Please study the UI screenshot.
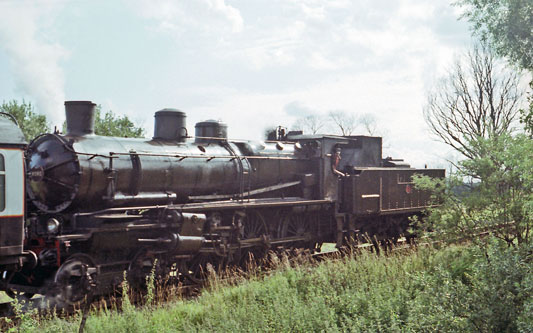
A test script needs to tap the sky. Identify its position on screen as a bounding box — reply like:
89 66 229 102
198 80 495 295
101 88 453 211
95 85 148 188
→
0 0 482 167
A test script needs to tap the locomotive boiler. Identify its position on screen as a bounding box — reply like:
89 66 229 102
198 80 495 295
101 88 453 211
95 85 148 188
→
27 101 311 213
0 101 444 304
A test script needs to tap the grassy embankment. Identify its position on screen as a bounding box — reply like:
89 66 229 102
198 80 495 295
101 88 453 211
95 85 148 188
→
9 241 533 332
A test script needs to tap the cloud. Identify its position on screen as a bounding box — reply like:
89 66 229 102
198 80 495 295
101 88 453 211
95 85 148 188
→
283 101 318 117
206 0 243 32
0 1 68 127
133 0 243 36
125 0 472 166
129 0 468 81
308 52 352 70
0 0 472 169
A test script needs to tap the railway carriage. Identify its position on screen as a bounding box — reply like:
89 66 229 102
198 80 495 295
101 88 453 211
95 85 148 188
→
0 113 34 267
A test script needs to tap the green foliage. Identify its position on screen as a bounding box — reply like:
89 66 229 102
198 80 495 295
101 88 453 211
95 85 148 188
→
121 271 133 314
521 105 533 136
7 297 39 332
93 107 144 138
520 81 533 136
145 260 157 306
408 240 533 332
0 100 145 140
0 100 50 140
415 134 533 246
61 105 145 138
455 0 533 140
456 0 533 70
22 242 533 332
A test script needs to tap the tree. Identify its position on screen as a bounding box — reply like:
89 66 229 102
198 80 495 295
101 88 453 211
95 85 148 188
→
419 43 531 247
291 114 326 134
415 134 533 246
456 0 533 70
424 43 523 160
94 107 144 138
62 105 145 138
358 113 378 136
0 100 50 140
519 80 533 136
328 111 357 136
456 1 533 138
521 102 533 136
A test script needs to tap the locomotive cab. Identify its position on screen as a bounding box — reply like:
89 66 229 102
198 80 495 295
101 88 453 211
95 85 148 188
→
0 113 27 266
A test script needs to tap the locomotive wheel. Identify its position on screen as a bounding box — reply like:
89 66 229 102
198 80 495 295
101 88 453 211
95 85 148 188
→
2 270 35 300
279 212 314 251
51 254 97 305
128 249 167 289
386 216 404 244
239 210 269 265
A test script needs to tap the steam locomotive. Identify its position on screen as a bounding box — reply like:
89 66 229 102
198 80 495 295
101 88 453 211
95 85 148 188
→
0 101 444 304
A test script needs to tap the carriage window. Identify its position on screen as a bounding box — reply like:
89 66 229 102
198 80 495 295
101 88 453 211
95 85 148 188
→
0 154 5 212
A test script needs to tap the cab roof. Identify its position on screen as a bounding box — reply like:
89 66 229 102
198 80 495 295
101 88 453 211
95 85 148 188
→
0 114 27 146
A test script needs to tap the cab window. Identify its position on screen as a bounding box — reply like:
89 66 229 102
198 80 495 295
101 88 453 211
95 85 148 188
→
0 154 5 212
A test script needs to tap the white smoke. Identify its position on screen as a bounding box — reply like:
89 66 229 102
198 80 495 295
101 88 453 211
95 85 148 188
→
0 1 68 127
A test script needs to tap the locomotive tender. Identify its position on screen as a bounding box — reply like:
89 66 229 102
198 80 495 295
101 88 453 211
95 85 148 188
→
0 101 444 303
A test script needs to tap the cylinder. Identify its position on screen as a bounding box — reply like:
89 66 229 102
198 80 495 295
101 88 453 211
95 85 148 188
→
175 235 205 253
65 101 96 136
153 109 187 142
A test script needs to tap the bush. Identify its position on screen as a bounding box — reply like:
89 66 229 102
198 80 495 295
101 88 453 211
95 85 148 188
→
407 239 533 332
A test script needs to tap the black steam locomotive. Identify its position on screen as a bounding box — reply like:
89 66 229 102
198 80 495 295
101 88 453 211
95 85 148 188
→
0 101 444 303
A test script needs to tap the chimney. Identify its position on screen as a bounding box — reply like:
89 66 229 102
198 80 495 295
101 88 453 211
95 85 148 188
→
65 101 96 136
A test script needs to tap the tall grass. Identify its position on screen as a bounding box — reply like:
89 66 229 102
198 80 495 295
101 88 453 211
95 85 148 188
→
9 240 533 332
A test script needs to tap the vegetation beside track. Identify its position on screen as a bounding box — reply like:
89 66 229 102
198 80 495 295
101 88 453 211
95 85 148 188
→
9 238 532 332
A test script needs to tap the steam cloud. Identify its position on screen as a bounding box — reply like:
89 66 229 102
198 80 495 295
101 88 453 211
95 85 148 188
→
0 1 67 127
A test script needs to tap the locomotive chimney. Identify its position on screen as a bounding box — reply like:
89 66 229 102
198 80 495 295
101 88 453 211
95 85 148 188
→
153 109 187 142
65 101 96 136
